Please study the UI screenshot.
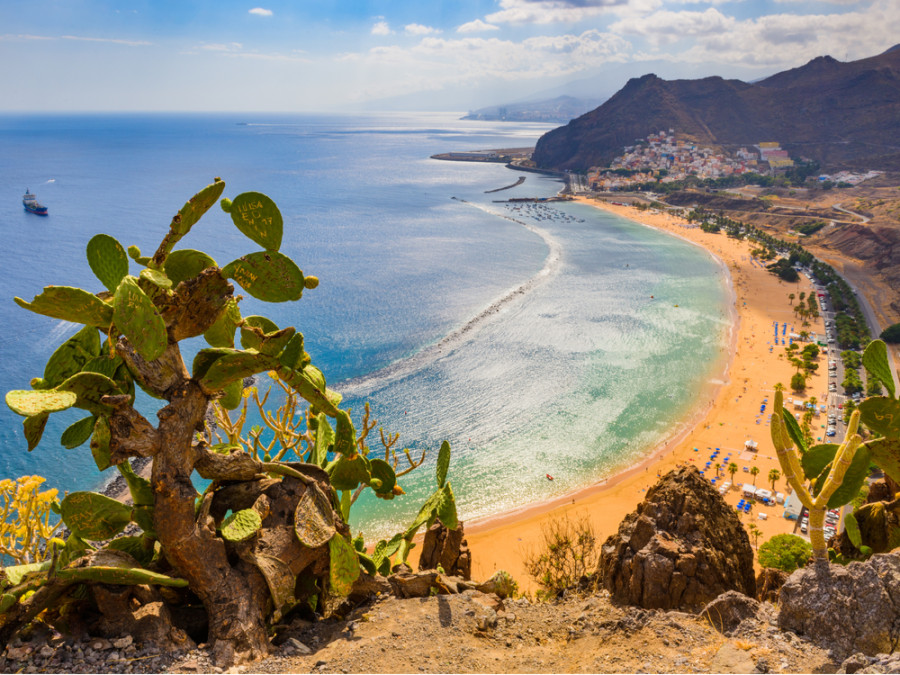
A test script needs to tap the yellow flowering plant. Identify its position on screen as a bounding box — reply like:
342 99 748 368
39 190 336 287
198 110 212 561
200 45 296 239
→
0 475 62 565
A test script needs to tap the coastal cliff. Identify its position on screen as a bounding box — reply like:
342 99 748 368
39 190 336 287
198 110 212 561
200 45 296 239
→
532 45 900 172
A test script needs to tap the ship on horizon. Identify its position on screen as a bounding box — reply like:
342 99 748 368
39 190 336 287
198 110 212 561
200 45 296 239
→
23 189 48 216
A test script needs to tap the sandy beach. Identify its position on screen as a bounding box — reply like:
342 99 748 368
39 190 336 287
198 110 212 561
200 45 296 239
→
464 197 829 589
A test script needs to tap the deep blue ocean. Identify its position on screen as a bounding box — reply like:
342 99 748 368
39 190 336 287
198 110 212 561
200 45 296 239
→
0 112 730 539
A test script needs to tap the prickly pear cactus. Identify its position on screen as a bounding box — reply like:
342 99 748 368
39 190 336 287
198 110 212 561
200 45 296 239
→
5 389 77 417
59 491 133 541
113 276 168 362
220 508 263 542
60 416 97 449
43 326 101 388
15 286 114 328
328 534 360 597
221 251 304 303
172 179 226 236
294 483 337 548
86 234 129 293
163 248 218 287
223 191 283 252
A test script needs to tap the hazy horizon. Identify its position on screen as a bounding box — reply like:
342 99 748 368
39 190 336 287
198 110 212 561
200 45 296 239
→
1 0 898 113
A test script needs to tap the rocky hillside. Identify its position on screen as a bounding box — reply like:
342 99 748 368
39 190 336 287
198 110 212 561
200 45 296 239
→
532 45 900 172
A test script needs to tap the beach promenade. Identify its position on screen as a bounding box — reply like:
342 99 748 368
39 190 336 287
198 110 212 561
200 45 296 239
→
465 198 828 589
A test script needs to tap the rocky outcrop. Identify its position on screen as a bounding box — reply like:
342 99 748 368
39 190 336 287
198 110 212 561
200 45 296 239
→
597 466 756 611
700 591 761 634
756 567 789 603
778 553 900 659
418 521 472 579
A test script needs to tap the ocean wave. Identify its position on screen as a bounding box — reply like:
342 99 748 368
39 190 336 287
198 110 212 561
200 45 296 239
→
339 200 562 396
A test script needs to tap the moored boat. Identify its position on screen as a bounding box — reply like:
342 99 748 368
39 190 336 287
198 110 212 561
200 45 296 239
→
23 189 48 216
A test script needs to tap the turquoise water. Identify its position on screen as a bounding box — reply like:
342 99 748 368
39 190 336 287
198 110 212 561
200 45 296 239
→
0 113 730 540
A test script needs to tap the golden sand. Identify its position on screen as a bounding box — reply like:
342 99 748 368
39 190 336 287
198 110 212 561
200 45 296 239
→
465 198 829 589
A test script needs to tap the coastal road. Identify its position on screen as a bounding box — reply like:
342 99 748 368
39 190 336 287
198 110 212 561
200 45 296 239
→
832 202 870 224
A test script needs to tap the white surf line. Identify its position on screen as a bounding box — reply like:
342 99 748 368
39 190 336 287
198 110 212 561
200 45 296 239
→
339 200 564 396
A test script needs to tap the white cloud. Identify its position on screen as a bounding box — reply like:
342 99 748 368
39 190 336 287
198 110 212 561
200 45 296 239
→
610 8 736 46
199 42 243 52
457 19 501 33
486 0 661 25
59 35 152 46
248 8 273 17
340 29 632 100
405 24 441 36
640 0 900 70
371 20 392 36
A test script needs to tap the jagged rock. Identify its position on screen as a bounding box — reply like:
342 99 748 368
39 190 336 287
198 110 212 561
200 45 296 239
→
348 572 392 602
700 591 760 634
475 570 518 599
778 553 900 659
597 466 756 611
419 520 472 579
756 567 789 603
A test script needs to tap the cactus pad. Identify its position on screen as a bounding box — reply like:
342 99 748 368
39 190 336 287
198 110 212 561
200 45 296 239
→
6 389 77 417
279 368 340 417
239 315 279 349
220 508 263 542
221 251 304 303
82 353 122 381
327 454 370 492
220 380 243 410
859 397 900 438
114 276 168 362
57 564 187 587
202 298 241 348
86 234 129 292
192 347 238 380
328 534 360 597
293 482 336 548
103 535 155 567
812 446 870 509
172 179 226 236
15 286 114 328
312 413 333 468
333 409 355 456
436 440 451 488
90 416 112 471
43 325 102 388
139 267 173 290
199 350 275 391
119 460 153 506
164 249 218 287
60 491 133 541
865 438 900 485
61 415 96 449
863 339 896 398
56 371 124 416
227 191 283 251
278 333 306 370
0 593 16 613
23 412 50 451
436 483 458 530
368 458 397 497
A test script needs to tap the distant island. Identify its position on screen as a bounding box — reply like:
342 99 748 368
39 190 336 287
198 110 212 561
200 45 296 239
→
461 95 603 124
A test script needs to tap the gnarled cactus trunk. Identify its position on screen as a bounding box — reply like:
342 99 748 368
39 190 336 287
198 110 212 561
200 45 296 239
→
151 382 269 665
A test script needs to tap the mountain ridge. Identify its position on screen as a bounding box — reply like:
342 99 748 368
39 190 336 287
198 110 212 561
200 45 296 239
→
532 47 900 172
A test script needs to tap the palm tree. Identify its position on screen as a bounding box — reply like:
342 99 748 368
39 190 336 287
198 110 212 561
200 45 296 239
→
715 462 721 478
799 291 806 304
769 468 781 492
750 466 760 486
748 523 762 549
788 293 795 305
728 462 739 485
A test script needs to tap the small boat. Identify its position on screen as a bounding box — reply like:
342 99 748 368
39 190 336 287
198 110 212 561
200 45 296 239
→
23 189 48 216
545 473 554 481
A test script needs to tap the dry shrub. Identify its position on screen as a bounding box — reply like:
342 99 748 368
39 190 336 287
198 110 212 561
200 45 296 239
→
524 513 600 597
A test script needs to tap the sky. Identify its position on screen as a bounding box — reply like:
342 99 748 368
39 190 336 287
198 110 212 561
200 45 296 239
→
1 0 898 112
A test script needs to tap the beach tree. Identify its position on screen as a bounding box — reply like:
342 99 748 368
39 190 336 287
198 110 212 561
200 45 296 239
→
750 466 760 486
1 180 459 665
748 523 762 550
759 534 812 573
768 468 781 492
789 293 795 305
714 462 721 478
728 462 739 484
